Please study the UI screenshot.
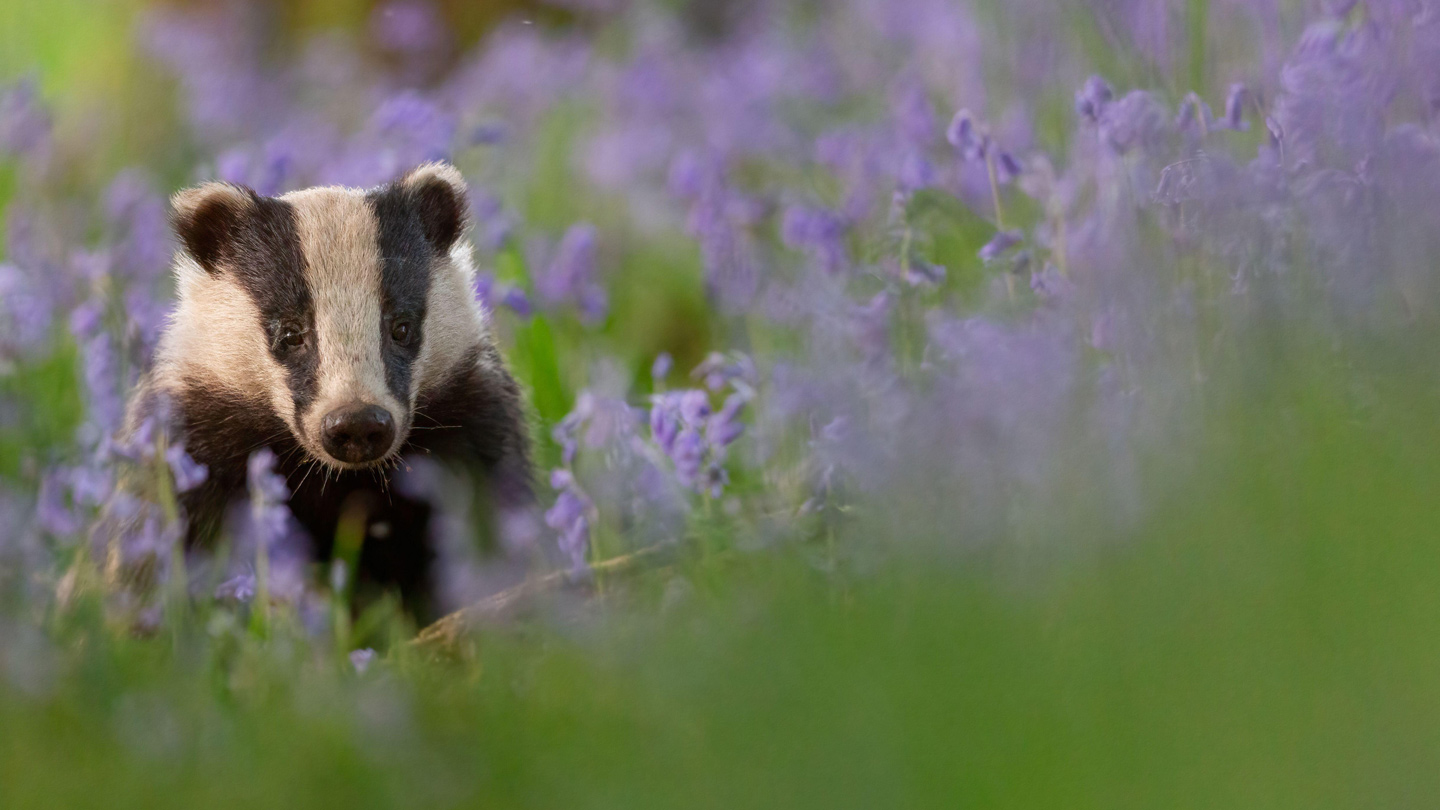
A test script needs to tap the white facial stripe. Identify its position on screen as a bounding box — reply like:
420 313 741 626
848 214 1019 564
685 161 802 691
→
412 240 490 400
156 257 298 431
285 188 407 459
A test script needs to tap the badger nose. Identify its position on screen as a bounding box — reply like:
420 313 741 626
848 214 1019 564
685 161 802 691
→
320 404 396 464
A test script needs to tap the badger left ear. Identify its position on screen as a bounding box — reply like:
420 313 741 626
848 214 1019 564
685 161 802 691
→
400 162 468 255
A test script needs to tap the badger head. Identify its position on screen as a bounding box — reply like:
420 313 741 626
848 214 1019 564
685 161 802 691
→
157 163 488 472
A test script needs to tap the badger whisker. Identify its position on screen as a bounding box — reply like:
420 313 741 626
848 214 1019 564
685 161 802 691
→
292 457 321 495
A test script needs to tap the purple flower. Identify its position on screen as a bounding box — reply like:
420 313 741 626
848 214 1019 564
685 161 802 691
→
0 76 51 159
165 445 209 493
903 259 947 288
70 463 113 508
1098 90 1168 155
215 573 257 603
893 77 937 148
671 429 706 488
500 286 532 318
690 351 757 393
81 331 124 437
1074 75 1114 122
246 448 292 547
667 149 713 201
946 109 989 160
370 1 447 55
553 389 640 466
1175 92 1216 138
979 229 1023 262
706 393 747 449
648 383 747 497
1220 83 1251 131
650 396 683 456
469 188 514 251
995 151 1023 183
104 171 171 284
349 648 377 674
0 264 53 355
534 224 607 323
36 469 81 537
651 352 674 382
781 205 849 275
545 469 592 573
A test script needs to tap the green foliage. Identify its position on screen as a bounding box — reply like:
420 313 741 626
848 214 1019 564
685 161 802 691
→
0 339 83 479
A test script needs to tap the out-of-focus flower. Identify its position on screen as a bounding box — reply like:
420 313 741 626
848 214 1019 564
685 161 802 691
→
500 286 532 318
545 469 592 573
165 445 208 493
370 1 447 55
1219 82 1251 131
534 223 607 323
0 76 51 160
246 448 292 548
215 573 257 603
946 109 989 160
349 648 377 674
80 331 124 438
781 205 849 275
36 469 81 537
651 353 674 382
1074 75 1115 121
649 368 750 498
979 229 1024 262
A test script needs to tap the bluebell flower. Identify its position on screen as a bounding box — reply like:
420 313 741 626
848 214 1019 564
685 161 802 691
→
651 353 674 382
80 331 124 437
1220 83 1251 131
349 648 377 674
0 76 51 159
369 0 446 55
215 573 257 603
246 448 292 548
500 286 532 318
979 229 1023 262
535 223 608 323
946 109 989 160
1074 75 1114 122
545 469 592 573
165 445 209 493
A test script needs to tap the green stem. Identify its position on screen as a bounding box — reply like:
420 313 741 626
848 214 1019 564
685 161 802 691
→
1187 0 1209 94
155 432 187 637
252 523 270 638
985 152 1007 232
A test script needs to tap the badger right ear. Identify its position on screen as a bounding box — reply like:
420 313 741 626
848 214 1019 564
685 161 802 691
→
170 182 256 275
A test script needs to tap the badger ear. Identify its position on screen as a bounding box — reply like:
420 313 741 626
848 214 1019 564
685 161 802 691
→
400 162 468 255
171 182 256 275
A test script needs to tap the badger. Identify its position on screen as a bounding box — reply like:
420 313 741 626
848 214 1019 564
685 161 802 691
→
124 163 531 620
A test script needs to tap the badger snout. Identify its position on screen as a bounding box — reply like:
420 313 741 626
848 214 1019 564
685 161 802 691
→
320 403 396 465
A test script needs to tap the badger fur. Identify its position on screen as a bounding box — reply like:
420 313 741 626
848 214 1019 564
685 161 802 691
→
126 163 530 620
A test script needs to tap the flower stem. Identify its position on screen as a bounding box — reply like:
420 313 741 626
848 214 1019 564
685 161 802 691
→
985 152 1007 231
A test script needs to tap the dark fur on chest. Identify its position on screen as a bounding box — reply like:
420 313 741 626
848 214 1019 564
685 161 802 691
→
157 348 529 621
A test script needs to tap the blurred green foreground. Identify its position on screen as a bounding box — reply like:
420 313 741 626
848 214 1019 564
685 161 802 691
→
3 351 1439 809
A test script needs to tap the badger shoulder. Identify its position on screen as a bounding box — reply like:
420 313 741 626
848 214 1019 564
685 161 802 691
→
408 340 532 501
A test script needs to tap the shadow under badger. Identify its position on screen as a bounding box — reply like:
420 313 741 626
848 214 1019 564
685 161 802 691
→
125 163 531 621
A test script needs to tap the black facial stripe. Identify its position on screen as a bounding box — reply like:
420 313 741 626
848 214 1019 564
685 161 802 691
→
223 195 320 422
366 184 434 407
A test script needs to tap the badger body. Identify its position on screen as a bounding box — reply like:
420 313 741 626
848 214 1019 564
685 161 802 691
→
130 163 530 619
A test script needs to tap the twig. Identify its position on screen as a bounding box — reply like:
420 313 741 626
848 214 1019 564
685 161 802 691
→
410 543 672 651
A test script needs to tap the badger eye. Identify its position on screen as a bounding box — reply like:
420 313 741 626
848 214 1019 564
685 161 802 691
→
390 320 413 345
279 326 306 349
